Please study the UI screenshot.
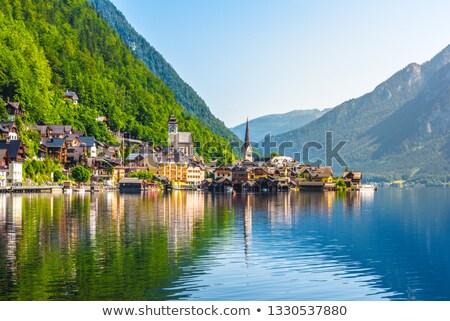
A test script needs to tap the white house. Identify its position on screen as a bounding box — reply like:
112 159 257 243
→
9 161 23 185
186 164 205 186
79 137 97 158
271 156 295 167
0 149 9 187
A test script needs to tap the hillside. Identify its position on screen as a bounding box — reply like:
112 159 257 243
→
230 109 330 142
88 0 240 143
0 0 233 162
273 45 450 185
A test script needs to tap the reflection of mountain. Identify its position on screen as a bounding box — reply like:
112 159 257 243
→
228 191 449 300
1 191 448 300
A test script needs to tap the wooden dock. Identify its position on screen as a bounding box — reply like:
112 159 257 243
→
0 186 63 193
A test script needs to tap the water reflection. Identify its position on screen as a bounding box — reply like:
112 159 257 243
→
0 189 449 300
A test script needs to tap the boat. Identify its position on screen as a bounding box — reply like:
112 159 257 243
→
358 184 377 191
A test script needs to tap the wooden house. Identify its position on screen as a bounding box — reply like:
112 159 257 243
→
343 171 362 187
42 138 67 163
312 167 334 183
63 91 79 104
232 166 251 182
214 164 232 180
0 122 18 140
4 101 24 120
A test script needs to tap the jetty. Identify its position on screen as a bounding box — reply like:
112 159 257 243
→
0 185 63 193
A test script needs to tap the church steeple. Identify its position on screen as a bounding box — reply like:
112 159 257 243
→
242 116 253 162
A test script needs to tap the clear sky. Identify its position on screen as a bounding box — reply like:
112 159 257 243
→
110 0 450 127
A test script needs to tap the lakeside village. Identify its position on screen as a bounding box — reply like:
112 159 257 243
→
0 93 369 193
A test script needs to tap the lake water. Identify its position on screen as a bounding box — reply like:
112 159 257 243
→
0 188 449 301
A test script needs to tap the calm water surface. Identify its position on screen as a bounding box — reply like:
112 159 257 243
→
0 189 449 300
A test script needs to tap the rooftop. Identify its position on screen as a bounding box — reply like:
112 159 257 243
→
43 138 65 148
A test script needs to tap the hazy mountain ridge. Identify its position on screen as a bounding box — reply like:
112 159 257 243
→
230 108 330 142
89 0 240 143
273 45 450 184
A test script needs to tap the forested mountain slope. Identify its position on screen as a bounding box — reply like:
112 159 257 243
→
0 0 233 161
89 0 240 143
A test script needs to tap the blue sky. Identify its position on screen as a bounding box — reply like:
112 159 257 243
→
110 0 450 127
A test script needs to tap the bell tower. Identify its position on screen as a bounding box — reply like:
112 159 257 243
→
168 115 178 134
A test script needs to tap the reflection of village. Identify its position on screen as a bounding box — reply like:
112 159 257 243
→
0 191 380 300
0 191 372 276
3 189 443 301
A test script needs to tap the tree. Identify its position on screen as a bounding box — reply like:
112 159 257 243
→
270 151 279 158
53 170 66 182
334 177 348 192
345 165 349 172
71 165 92 183
0 98 8 121
129 170 153 180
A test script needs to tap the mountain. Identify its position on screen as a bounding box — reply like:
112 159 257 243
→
230 109 330 142
88 0 240 143
0 0 233 162
273 45 450 185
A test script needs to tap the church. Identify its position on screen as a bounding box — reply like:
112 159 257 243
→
168 115 194 156
241 117 253 162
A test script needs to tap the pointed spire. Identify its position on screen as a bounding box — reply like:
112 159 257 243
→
242 116 253 162
244 116 250 145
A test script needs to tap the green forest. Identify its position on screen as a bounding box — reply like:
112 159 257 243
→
89 0 240 144
0 0 234 162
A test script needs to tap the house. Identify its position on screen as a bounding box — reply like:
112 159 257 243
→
156 155 189 185
250 167 270 181
186 164 205 186
0 122 18 140
29 124 74 141
343 171 362 187
8 161 22 185
79 136 97 157
272 167 288 178
63 91 79 104
4 101 24 120
271 156 295 167
47 125 73 139
214 164 232 180
42 138 67 163
312 167 334 183
64 133 81 147
0 149 9 187
126 153 144 166
119 177 143 193
0 140 25 162
125 153 158 173
0 140 25 185
297 166 315 180
66 146 85 165
232 166 252 182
